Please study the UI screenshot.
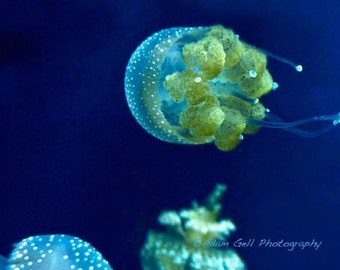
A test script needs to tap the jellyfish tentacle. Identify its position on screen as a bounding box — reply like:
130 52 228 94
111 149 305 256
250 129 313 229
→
260 47 303 72
246 112 340 137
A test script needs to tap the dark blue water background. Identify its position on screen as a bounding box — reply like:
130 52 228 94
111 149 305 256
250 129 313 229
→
0 0 339 269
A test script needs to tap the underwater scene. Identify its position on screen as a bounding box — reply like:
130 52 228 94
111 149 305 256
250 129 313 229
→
0 0 339 269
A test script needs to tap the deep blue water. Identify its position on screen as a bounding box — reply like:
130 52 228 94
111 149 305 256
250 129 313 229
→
0 0 339 269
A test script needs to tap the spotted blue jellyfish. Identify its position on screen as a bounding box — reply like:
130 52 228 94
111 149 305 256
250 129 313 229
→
0 234 113 270
125 25 340 151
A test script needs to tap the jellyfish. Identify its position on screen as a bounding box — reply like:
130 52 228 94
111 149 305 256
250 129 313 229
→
141 184 246 270
125 25 340 151
0 234 113 270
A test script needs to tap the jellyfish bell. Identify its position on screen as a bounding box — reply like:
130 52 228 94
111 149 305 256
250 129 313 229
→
1 234 113 270
0 254 6 270
124 25 340 151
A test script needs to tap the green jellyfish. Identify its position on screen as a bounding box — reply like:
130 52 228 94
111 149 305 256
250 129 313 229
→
125 25 340 151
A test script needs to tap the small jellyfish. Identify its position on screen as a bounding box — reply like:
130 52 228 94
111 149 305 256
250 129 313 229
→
140 184 246 270
125 25 340 151
1 234 113 270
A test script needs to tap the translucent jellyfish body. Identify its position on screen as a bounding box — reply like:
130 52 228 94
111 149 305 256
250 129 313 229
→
2 234 113 270
0 255 6 270
125 25 340 151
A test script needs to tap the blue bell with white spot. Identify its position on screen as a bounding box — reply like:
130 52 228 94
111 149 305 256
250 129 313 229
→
1 234 113 270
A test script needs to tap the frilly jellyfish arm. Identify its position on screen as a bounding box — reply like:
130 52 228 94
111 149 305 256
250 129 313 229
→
247 112 340 137
5 234 113 270
125 25 339 151
0 254 6 270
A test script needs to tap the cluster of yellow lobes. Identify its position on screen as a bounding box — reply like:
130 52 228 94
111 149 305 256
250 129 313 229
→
125 25 275 151
163 26 271 151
